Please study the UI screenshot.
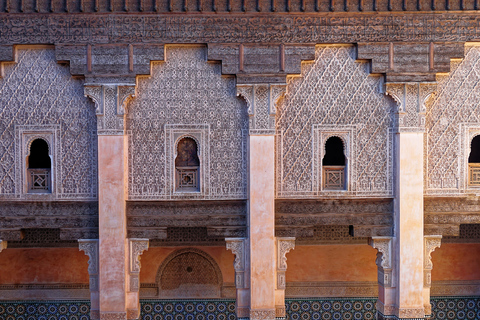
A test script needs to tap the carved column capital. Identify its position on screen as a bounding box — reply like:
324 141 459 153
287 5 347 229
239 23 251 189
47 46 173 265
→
84 84 136 135
385 82 437 133
424 235 442 287
79 239 99 320
128 238 149 292
276 237 295 292
369 236 394 287
226 237 247 289
0 240 7 253
236 84 286 135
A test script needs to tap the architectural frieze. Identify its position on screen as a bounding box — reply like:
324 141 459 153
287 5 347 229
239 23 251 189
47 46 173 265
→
0 14 478 45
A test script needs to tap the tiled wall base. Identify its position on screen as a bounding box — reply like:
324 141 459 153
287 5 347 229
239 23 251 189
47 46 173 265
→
0 297 479 320
140 300 237 320
0 300 90 320
285 299 376 320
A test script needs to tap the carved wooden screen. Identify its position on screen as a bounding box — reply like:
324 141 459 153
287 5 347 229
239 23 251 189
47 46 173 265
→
175 137 200 191
468 136 480 186
322 137 346 190
27 139 51 193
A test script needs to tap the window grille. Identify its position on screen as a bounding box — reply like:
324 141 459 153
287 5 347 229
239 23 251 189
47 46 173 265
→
176 166 199 190
323 166 345 190
28 168 51 192
469 164 480 186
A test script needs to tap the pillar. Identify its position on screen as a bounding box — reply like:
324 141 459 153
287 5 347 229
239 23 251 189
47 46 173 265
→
236 83 287 320
383 82 436 320
79 239 100 320
226 238 249 318
369 237 395 317
85 84 135 320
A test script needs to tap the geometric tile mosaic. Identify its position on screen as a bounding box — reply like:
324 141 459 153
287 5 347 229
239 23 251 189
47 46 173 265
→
140 300 237 320
431 296 480 320
0 300 90 320
1 297 479 320
285 298 377 320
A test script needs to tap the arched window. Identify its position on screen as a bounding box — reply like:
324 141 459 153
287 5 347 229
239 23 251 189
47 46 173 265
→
468 135 480 186
27 139 51 193
322 136 346 190
175 137 200 191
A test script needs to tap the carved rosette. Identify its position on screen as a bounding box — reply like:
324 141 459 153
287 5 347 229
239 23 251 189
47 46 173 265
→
424 235 442 287
368 237 393 288
128 238 149 292
78 239 99 291
84 84 135 135
277 237 295 290
225 237 247 289
237 83 286 135
0 240 6 253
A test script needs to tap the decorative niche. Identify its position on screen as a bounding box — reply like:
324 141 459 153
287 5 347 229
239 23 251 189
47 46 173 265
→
15 125 60 198
165 124 210 197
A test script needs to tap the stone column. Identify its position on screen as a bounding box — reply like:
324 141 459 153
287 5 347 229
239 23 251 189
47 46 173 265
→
126 239 149 320
85 84 135 320
385 82 436 320
275 237 295 318
79 239 100 320
423 235 441 317
369 237 395 317
237 84 286 320
226 238 249 318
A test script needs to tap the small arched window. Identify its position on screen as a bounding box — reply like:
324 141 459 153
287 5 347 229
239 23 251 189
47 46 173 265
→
175 137 200 192
468 136 480 186
27 139 51 193
322 136 346 190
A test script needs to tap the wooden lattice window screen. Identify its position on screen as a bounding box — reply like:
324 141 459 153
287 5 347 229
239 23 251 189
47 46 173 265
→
323 166 345 190
28 168 51 192
469 164 480 186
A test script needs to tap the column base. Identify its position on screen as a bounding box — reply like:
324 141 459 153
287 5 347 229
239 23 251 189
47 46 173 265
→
100 312 127 320
127 308 140 320
250 309 276 320
275 305 286 318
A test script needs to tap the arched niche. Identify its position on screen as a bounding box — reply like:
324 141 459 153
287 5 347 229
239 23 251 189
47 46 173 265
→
155 248 223 298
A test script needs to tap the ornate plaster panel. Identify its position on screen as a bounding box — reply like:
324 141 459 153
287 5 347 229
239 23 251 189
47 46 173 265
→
426 45 480 195
127 45 248 200
0 48 97 200
276 45 394 198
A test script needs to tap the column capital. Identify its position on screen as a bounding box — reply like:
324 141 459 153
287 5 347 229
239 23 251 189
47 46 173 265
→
84 84 136 135
236 84 285 136
128 238 149 292
385 82 436 133
369 236 394 288
226 237 248 289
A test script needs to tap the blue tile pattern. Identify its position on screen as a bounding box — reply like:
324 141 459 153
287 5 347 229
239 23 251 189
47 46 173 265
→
0 300 90 320
431 296 480 320
1 297 480 320
140 300 237 320
285 298 377 320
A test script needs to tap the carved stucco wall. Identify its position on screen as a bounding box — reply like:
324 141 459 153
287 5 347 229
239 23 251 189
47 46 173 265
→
276 45 394 198
426 45 480 195
0 48 97 200
127 45 248 200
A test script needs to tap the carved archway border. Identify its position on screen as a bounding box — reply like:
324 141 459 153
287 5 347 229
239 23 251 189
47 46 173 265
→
155 248 223 291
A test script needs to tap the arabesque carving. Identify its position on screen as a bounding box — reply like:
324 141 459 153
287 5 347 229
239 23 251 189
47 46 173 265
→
226 237 247 289
276 237 295 290
369 237 393 287
128 238 149 292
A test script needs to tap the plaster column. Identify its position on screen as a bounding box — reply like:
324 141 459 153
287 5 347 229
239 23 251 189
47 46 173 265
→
85 84 135 320
79 239 100 320
226 238 250 318
275 237 295 318
0 240 6 252
385 83 436 320
237 84 286 320
126 239 149 320
423 235 441 317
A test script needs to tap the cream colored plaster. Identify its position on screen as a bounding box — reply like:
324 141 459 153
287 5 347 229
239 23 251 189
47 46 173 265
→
249 135 275 310
98 135 128 313
395 132 424 315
